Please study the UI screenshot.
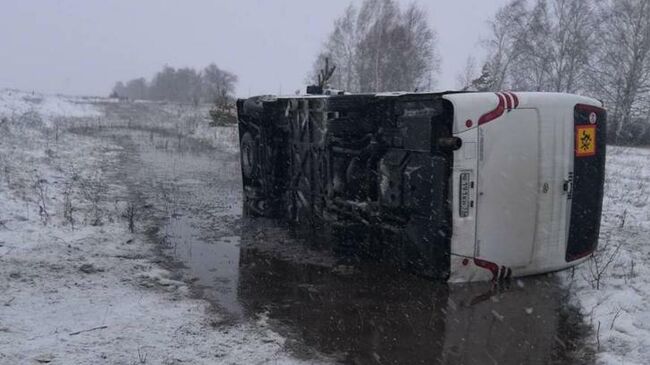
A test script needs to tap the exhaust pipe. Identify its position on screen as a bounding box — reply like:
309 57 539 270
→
437 137 462 151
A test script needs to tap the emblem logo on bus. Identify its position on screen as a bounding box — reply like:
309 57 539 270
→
576 125 597 157
589 112 597 124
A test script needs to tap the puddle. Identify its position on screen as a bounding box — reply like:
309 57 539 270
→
165 215 243 316
95 127 594 364
237 246 580 365
164 212 591 364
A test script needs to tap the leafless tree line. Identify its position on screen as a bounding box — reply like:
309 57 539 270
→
111 63 238 110
461 0 650 144
310 0 440 93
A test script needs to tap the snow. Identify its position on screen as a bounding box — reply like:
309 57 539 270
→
156 102 240 153
0 92 326 364
0 89 101 128
561 146 650 365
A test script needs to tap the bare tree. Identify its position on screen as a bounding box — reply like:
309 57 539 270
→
174 68 202 104
508 0 553 91
477 0 650 144
317 58 337 89
481 0 597 94
202 63 238 111
111 81 126 98
393 3 439 90
311 0 439 92
546 0 596 93
356 0 404 91
311 5 359 91
111 77 147 100
125 78 148 100
113 63 238 107
480 0 529 91
588 0 650 142
456 56 478 90
148 65 178 101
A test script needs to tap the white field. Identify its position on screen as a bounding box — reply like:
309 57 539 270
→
0 89 101 128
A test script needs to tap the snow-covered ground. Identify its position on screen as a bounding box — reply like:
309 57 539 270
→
0 89 325 364
562 146 650 365
0 89 101 128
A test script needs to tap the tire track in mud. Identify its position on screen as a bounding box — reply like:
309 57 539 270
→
88 127 242 313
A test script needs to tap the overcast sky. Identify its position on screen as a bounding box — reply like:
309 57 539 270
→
0 0 508 97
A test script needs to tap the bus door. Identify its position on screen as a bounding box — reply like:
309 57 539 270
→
476 109 540 267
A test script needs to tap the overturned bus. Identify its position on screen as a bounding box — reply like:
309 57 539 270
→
236 91 606 282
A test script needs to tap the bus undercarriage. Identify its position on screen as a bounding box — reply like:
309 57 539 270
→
237 93 460 278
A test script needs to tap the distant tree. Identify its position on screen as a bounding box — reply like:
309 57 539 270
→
588 0 650 143
148 65 177 101
202 63 238 111
312 4 358 91
111 81 126 98
510 0 596 92
355 0 400 91
125 78 148 100
480 0 596 93
111 63 238 106
174 67 202 104
311 0 439 92
480 0 529 91
507 0 553 91
472 0 650 145
386 3 439 91
546 0 596 93
456 56 478 90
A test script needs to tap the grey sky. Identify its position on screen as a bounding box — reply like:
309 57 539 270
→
0 0 508 97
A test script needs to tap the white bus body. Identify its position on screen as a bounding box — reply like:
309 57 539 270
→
446 92 606 282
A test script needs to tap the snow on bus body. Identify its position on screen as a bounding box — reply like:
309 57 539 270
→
445 92 606 282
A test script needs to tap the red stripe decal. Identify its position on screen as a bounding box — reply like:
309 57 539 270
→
509 92 519 109
473 258 499 281
503 92 513 111
575 103 604 114
478 93 506 125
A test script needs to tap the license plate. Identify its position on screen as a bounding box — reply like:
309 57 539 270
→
459 171 471 217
